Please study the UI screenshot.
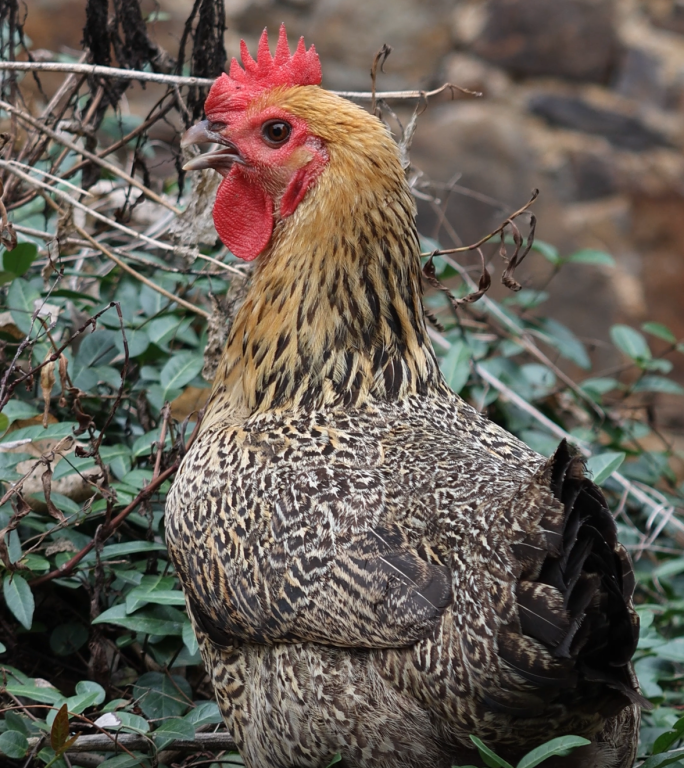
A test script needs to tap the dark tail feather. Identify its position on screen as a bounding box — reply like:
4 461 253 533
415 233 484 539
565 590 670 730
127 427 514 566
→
508 440 650 714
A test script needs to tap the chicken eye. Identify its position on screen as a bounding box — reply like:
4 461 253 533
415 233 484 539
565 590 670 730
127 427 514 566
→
262 120 291 146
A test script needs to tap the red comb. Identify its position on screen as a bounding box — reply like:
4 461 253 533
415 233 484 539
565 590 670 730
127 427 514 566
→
230 24 321 87
205 25 321 115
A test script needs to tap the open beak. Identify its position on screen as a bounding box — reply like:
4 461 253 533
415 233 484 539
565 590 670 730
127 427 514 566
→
181 120 244 172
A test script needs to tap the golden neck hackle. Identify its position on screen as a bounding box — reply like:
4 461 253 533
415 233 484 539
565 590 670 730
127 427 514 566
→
200 88 446 430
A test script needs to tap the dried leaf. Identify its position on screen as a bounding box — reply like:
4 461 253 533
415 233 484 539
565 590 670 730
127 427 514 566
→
41 466 66 522
58 354 70 407
67 387 95 435
50 703 70 752
0 179 17 251
41 358 56 428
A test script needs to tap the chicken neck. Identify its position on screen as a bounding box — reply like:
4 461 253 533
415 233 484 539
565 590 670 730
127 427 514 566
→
201 101 448 429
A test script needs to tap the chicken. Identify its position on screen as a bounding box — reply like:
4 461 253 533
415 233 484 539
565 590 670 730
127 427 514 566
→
165 26 646 768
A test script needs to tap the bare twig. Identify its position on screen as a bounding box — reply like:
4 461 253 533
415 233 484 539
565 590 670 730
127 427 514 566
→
0 99 180 214
439 253 606 419
26 731 238 754
28 463 179 587
420 190 539 258
28 415 203 588
0 61 472 100
73 224 210 319
0 160 176 252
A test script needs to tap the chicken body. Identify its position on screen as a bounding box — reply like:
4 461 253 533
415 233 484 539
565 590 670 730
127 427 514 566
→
166 35 643 768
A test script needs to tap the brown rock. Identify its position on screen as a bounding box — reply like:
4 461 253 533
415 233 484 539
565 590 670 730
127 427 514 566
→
471 0 621 83
642 0 684 35
411 100 534 245
528 93 673 151
232 0 454 91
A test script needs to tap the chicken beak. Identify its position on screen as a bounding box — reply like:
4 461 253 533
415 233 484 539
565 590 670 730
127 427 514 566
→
181 119 244 172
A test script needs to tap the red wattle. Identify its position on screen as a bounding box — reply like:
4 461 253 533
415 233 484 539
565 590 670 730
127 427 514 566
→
213 169 274 261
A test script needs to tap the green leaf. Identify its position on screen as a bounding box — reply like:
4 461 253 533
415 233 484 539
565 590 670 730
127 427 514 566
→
2 680 63 704
0 400 39 424
534 318 590 370
633 376 684 395
93 604 185 637
95 711 150 734
654 638 684 662
74 330 118 369
0 412 8 435
0 641 6 653
652 716 684 755
653 558 684 580
579 377 619 397
100 445 132 480
0 421 77 445
325 756 342 767
132 429 172 458
114 328 149 358
182 620 199 656
183 700 221 727
645 358 673 374
516 736 591 768
440 341 472 394
76 680 106 703
126 588 186 613
100 541 167 559
3 574 35 629
7 278 40 335
610 324 651 364
51 455 96 481
98 753 152 768
50 623 89 656
119 468 154 492
642 322 677 344
160 351 204 397
565 249 614 267
530 240 560 265
469 736 514 768
0 731 29 759
133 671 193 719
640 749 684 768
140 282 174 316
586 452 625 485
43 681 108 725
152 716 195 750
146 316 184 346
2 242 38 277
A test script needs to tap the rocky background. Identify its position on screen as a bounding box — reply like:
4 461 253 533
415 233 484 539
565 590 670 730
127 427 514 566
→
25 0 684 425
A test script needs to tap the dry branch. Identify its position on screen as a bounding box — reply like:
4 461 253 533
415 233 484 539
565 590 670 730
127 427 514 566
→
0 98 179 213
28 462 179 587
0 61 468 100
26 730 237 754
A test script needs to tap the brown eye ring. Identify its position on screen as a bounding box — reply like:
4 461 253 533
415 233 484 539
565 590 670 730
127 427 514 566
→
262 120 292 146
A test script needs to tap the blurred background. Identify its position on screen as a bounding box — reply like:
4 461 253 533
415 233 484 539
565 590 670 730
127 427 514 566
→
24 0 684 425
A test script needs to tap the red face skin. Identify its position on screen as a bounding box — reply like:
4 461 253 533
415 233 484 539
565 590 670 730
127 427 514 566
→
182 102 329 261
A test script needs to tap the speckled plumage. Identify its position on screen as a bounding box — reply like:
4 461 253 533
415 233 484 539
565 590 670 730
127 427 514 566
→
166 70 644 768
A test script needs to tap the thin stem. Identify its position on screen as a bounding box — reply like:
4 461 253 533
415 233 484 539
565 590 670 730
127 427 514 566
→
0 98 180 214
0 62 470 100
0 160 175 252
74 224 210 319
